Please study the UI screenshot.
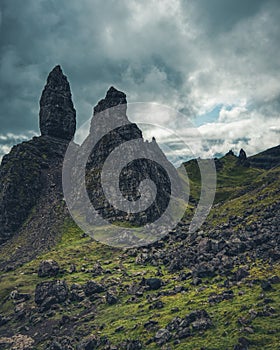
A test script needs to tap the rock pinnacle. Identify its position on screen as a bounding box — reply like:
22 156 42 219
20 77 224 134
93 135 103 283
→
39 65 76 140
93 86 127 115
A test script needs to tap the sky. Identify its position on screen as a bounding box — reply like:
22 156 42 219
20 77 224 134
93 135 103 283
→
0 0 280 162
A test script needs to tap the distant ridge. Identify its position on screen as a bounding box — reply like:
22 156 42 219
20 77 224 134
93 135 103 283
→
248 144 280 170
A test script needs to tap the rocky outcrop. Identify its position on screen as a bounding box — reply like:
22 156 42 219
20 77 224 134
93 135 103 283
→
38 259 60 277
153 309 212 346
35 280 68 311
83 280 105 296
219 145 280 170
0 66 76 266
239 148 247 161
39 65 76 140
92 86 127 118
82 86 180 231
225 150 235 157
238 148 249 166
0 134 71 247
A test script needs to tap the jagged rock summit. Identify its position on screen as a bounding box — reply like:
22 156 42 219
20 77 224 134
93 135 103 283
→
93 86 127 115
90 86 129 135
78 85 181 245
39 65 76 140
238 148 249 166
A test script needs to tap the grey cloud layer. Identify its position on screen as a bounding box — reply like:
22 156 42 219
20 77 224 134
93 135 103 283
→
0 0 279 160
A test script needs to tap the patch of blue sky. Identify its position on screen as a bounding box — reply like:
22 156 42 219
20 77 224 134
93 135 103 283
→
194 104 224 127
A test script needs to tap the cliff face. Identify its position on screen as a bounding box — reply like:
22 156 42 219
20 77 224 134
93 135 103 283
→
0 136 69 245
0 66 76 267
83 87 179 234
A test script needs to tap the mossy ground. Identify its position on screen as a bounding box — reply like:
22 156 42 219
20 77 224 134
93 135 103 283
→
0 219 279 349
183 154 280 229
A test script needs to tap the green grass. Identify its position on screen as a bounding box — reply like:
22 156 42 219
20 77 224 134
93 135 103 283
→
183 154 265 206
0 217 279 349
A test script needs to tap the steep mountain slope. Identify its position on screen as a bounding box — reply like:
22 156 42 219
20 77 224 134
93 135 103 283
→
0 66 279 349
78 86 182 246
0 66 76 269
0 136 70 270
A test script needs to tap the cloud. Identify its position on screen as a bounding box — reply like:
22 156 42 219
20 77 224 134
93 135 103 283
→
0 0 279 162
197 111 280 157
0 130 37 160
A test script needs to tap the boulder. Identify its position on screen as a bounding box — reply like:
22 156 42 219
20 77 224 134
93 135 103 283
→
141 277 162 290
106 291 118 305
69 284 85 302
261 280 273 291
83 281 105 296
193 262 216 278
234 268 249 282
77 335 101 350
154 329 171 346
38 260 60 277
35 280 68 309
234 337 250 350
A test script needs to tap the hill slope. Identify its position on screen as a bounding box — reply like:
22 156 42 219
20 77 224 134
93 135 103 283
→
0 179 279 349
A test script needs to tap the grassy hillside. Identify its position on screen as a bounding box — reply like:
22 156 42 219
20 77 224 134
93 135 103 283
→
206 164 280 227
0 219 279 349
0 150 279 349
183 153 265 205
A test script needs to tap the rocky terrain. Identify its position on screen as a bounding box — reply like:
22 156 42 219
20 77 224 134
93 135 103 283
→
0 66 77 270
0 66 279 349
81 86 181 236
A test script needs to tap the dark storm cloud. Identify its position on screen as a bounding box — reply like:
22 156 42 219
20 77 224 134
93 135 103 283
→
189 0 270 33
0 0 193 134
0 0 279 160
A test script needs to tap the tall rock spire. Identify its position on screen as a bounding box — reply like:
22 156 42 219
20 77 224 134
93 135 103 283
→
39 65 76 140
